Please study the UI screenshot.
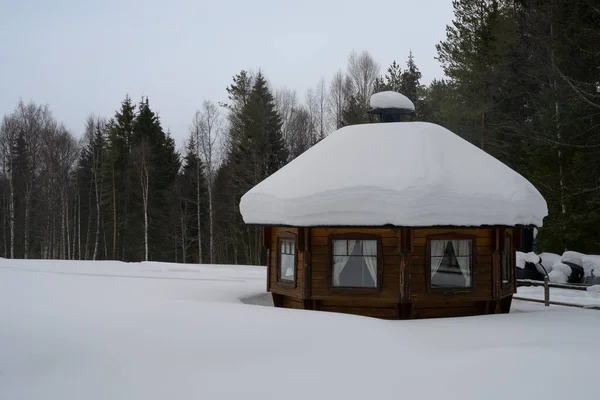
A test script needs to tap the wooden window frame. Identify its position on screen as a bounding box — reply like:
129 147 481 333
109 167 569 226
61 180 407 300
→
276 231 298 289
327 233 383 294
425 233 477 294
501 229 513 289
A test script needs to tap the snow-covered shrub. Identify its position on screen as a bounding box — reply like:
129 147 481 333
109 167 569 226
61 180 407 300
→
582 255 600 283
562 251 585 267
538 252 560 274
548 264 571 283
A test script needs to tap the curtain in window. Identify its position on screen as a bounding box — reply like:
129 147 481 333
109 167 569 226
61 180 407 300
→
280 240 295 279
452 240 471 286
431 240 446 277
333 240 356 286
363 240 377 285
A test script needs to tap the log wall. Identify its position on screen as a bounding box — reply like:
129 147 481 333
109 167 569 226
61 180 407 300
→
266 226 517 319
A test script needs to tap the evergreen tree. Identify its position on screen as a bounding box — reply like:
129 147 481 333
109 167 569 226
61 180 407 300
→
179 134 209 263
225 71 287 264
399 51 423 104
340 95 368 126
103 95 135 260
131 98 180 261
374 60 402 93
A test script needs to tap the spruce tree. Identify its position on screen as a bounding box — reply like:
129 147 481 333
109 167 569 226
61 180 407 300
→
131 98 180 261
400 51 422 104
226 71 287 264
103 95 135 260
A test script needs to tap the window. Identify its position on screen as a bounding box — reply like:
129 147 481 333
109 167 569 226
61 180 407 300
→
277 237 296 285
331 238 379 289
501 231 512 287
428 237 473 290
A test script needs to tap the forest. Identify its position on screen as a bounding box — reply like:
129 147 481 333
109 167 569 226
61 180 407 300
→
1 0 599 265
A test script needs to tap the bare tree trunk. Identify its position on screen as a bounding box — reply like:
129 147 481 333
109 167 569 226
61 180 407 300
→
103 225 108 260
44 204 50 259
66 189 72 260
24 191 30 259
181 209 186 264
134 141 150 262
8 166 14 259
231 225 238 265
112 168 117 259
77 192 81 260
208 185 214 264
85 187 92 260
196 161 202 264
3 194 7 257
549 1 567 247
142 168 149 262
94 174 101 260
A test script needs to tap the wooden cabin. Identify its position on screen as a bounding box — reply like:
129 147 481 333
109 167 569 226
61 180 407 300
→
240 92 548 319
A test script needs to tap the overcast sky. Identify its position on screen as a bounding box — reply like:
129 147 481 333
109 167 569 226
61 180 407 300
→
1 0 454 147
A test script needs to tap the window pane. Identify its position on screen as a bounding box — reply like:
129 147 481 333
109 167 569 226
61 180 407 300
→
431 239 472 288
333 240 347 256
431 240 447 257
334 256 376 288
281 253 295 280
362 240 377 256
502 234 511 284
279 239 295 281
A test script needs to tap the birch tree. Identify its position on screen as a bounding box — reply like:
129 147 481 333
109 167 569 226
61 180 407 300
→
132 138 151 261
196 100 222 264
0 115 17 258
347 50 380 108
329 70 353 129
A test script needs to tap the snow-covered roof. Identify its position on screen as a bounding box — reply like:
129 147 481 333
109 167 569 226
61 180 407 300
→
370 91 415 111
239 121 548 227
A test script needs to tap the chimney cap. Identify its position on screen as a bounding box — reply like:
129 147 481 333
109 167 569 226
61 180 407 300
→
369 91 415 113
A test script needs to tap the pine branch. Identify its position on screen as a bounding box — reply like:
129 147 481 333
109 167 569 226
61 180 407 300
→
555 68 600 110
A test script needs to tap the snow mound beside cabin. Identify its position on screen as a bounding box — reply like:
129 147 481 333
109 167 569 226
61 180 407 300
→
240 122 548 227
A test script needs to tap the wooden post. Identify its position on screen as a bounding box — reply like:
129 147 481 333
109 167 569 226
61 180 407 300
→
544 276 550 306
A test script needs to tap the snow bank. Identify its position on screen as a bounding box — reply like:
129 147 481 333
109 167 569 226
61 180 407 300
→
369 91 415 111
516 251 540 269
240 122 548 227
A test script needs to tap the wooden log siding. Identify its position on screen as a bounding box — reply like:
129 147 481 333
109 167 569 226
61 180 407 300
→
267 226 514 319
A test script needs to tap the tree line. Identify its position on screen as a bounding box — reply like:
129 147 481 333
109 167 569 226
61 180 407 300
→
1 0 598 264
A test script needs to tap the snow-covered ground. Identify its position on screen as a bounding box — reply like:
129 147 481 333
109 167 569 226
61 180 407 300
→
1 259 599 400
517 285 600 307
